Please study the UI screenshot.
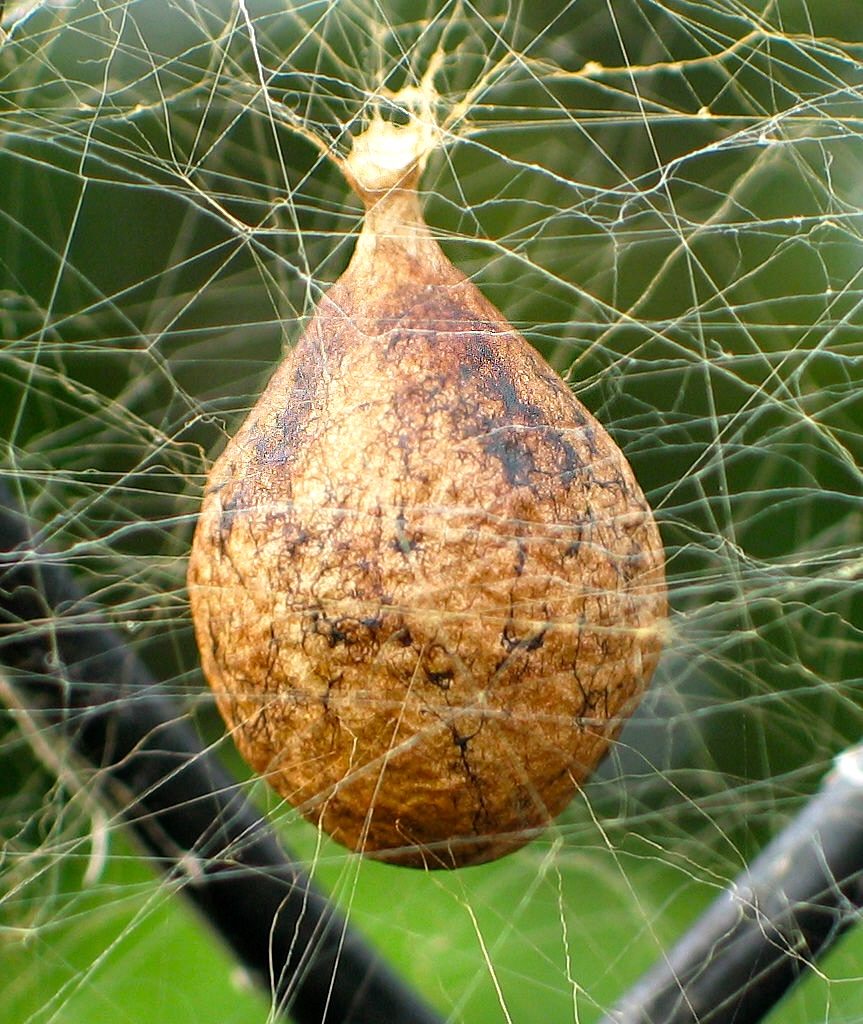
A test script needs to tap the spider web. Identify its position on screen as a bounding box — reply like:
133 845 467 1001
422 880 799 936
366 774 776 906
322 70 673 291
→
1 0 862 1022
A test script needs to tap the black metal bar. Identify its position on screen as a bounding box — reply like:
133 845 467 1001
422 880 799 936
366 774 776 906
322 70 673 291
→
0 480 443 1024
600 743 863 1024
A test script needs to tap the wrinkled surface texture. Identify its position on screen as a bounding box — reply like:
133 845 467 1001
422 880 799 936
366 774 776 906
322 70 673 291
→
189 192 666 867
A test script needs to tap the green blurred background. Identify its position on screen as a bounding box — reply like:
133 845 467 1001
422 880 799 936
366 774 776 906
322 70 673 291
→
1 1 862 1021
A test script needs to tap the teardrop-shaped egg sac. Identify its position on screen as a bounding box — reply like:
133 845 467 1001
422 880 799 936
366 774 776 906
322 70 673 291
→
188 183 667 869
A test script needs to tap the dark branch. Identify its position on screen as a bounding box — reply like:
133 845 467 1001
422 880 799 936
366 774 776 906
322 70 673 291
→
0 480 443 1024
599 742 863 1024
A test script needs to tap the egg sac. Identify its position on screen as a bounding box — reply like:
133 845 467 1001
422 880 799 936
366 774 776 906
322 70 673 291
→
187 184 666 868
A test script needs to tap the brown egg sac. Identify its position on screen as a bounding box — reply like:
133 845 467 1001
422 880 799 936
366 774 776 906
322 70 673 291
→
188 130 667 868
